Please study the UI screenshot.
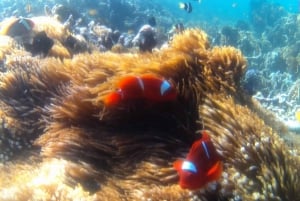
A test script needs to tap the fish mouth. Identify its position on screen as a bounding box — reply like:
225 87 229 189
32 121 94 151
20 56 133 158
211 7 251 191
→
179 181 197 190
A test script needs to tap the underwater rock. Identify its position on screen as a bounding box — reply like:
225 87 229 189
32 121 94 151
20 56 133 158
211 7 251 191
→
249 0 287 33
265 14 298 48
90 24 120 51
281 41 300 77
132 24 157 52
241 69 262 96
263 50 286 73
118 32 135 48
63 34 89 54
238 31 261 58
221 26 239 46
49 4 82 27
24 31 54 56
235 20 250 31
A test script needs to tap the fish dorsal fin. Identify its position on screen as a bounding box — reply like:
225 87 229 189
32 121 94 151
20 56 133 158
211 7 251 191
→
201 141 210 159
182 161 197 173
191 131 211 158
160 80 171 96
189 140 201 157
136 76 145 92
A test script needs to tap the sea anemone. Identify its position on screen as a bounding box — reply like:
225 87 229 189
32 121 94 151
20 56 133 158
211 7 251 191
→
199 94 300 201
0 28 298 201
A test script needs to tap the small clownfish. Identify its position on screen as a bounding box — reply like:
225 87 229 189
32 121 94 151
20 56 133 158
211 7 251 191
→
0 17 34 37
173 131 223 190
104 74 177 107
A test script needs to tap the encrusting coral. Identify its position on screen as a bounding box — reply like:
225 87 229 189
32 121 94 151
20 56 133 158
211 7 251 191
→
0 27 299 201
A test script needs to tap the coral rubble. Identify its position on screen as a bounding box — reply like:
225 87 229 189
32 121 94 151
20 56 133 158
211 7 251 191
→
0 26 299 201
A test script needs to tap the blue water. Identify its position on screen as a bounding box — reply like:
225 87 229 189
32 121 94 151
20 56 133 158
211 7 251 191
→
0 0 298 27
158 0 299 24
0 0 300 199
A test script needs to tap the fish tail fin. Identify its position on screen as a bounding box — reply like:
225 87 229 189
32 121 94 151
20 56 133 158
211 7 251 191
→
206 161 223 181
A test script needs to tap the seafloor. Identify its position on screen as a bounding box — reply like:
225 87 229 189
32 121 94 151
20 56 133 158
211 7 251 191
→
0 1 299 201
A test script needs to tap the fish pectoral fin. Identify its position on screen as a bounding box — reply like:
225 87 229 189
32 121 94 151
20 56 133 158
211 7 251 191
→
206 161 223 180
173 160 183 171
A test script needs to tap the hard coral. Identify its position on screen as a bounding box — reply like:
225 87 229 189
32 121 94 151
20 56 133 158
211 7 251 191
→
0 28 298 201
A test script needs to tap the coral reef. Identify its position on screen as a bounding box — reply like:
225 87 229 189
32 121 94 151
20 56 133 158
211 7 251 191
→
203 10 300 142
0 27 299 201
199 94 300 201
241 69 263 96
249 0 287 33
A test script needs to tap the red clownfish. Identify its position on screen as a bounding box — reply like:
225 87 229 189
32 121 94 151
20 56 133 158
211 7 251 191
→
104 74 177 107
173 131 223 190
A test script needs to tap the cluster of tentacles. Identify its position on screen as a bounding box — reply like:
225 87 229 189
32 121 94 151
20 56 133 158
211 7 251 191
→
0 22 299 201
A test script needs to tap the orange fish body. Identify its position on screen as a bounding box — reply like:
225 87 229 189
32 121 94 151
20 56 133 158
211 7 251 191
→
117 75 145 99
173 131 222 190
104 74 177 106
